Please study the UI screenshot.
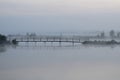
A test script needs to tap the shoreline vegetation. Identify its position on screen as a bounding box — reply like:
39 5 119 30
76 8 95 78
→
0 34 17 45
82 40 120 45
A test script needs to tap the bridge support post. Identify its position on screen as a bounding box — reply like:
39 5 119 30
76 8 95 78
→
72 38 74 46
59 38 61 46
59 42 61 46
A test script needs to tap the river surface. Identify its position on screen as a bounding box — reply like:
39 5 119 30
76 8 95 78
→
0 43 120 80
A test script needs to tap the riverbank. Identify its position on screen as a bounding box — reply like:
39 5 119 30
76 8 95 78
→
0 34 17 45
82 40 120 45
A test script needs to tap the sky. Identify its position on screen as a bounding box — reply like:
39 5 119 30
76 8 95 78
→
0 0 120 34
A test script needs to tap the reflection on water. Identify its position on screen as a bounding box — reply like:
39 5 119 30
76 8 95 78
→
0 45 17 53
0 43 120 80
0 45 6 53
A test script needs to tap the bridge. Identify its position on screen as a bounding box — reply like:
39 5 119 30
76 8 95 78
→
8 35 118 45
8 35 91 44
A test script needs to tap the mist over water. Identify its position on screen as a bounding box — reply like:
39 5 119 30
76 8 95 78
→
0 43 120 80
1 0 120 79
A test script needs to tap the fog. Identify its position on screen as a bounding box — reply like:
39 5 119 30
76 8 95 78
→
0 0 120 34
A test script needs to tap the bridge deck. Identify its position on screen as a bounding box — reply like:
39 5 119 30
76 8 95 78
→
16 40 82 43
15 37 83 43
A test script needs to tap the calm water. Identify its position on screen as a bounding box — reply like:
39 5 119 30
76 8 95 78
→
0 43 120 80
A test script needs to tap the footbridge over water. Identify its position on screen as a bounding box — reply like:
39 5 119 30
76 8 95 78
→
8 35 92 44
8 35 118 44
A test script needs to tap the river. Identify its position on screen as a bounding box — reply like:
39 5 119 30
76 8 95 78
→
0 43 120 80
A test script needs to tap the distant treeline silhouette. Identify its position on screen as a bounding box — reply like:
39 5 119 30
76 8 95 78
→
0 34 17 45
0 34 7 44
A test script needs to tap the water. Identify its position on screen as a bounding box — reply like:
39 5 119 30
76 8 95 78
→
0 43 120 80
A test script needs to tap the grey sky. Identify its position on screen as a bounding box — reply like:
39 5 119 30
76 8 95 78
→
0 0 120 34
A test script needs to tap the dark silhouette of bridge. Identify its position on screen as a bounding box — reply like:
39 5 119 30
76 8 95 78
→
8 35 91 44
8 35 119 45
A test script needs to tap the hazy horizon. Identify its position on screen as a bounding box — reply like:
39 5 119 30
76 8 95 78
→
0 0 120 34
